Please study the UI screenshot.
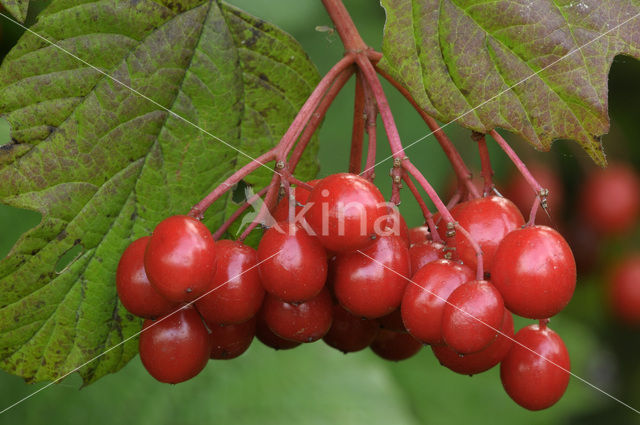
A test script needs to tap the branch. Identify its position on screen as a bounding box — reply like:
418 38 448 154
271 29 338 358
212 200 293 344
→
321 0 368 51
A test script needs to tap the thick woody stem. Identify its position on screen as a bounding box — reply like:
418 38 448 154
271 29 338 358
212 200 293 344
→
189 149 277 218
473 132 494 196
289 66 355 172
212 186 269 240
321 0 368 52
349 72 365 174
374 64 481 199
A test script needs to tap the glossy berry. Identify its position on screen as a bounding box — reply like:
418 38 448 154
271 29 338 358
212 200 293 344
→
500 324 570 411
323 304 379 353
607 253 640 326
257 222 327 302
208 317 256 360
408 226 431 246
441 280 504 354
433 309 514 375
441 196 524 273
196 240 264 325
272 180 319 222
492 225 576 319
370 329 422 361
579 164 640 236
144 215 217 302
255 312 301 351
376 308 406 333
263 287 333 343
333 235 410 318
116 236 178 318
504 163 563 226
305 173 386 253
139 306 210 383
401 259 474 344
409 240 445 276
379 205 410 246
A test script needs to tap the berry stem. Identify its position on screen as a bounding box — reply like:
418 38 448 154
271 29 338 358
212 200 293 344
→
289 65 355 172
489 130 543 194
321 0 368 52
189 149 277 219
349 71 366 174
474 132 494 196
211 186 269 240
238 174 281 241
374 62 480 199
362 74 378 181
401 173 442 243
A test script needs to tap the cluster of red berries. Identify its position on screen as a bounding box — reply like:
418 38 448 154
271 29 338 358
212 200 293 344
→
116 172 577 411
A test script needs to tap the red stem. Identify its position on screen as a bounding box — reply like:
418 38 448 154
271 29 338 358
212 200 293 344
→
189 149 276 218
289 66 355 172
401 174 442 243
489 130 542 193
474 132 494 196
374 64 481 199
278 54 356 160
362 76 377 181
212 187 269 240
349 72 365 174
321 0 368 52
239 174 281 241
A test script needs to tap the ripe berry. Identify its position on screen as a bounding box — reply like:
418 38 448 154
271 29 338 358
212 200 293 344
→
116 236 178 318
441 280 504 354
401 259 474 344
144 215 217 302
433 309 514 375
441 196 524 273
333 235 410 318
305 173 386 253
139 306 210 383
195 240 264 325
255 312 301 351
500 324 570 410
409 240 445 276
323 304 379 353
408 226 430 246
381 206 410 246
257 222 327 302
607 253 640 326
376 308 406 333
492 225 576 319
370 329 422 361
579 164 640 236
272 180 319 222
262 287 333 343
208 318 256 360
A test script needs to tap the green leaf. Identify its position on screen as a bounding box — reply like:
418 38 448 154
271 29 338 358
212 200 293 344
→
379 0 640 165
0 0 29 23
0 0 319 385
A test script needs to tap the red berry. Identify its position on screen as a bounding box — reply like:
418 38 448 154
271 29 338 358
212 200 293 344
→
492 225 576 319
607 253 640 325
401 259 474 344
376 308 407 333
333 235 410 318
500 324 570 410
432 309 514 375
579 164 640 236
272 180 319 222
504 163 563 226
255 312 301 351
441 196 524 273
323 304 379 353
409 240 445 276
208 318 256 360
139 306 210 383
305 173 386 253
370 329 422 361
441 280 504 354
381 206 410 246
262 287 333 343
116 236 178 318
257 222 327 302
144 215 217 302
195 240 264 325
408 226 430 246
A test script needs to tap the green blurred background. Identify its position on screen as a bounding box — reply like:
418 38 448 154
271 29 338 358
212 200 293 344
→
1 1 640 424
